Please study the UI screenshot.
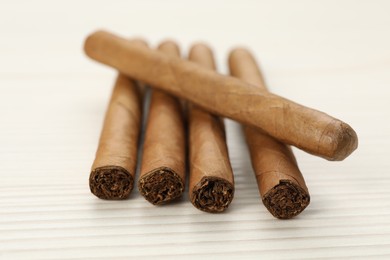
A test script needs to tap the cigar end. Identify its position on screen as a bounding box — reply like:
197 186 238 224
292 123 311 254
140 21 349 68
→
190 176 234 213
189 42 212 54
158 40 181 56
229 47 250 59
188 43 216 69
332 122 358 161
138 167 184 205
262 180 310 219
84 30 105 58
89 166 134 200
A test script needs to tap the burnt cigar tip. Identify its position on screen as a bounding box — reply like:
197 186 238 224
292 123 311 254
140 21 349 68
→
89 166 134 200
262 180 310 219
138 167 184 205
190 176 234 213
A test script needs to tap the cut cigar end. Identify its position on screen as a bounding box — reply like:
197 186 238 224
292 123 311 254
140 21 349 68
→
262 180 310 219
190 176 234 213
89 166 134 200
138 167 184 205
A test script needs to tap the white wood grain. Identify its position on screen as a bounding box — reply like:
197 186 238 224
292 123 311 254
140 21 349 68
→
1 0 390 259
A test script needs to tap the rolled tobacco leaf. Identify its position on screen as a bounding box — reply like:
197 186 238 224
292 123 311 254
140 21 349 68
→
89 74 143 200
138 41 186 205
229 48 310 219
84 30 358 161
188 43 234 213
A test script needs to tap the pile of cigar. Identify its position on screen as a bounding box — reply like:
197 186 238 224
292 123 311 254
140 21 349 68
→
85 30 358 219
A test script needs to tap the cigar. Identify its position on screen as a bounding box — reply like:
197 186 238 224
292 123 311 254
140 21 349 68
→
138 41 186 205
89 74 143 200
188 44 234 213
83 30 358 161
229 48 310 219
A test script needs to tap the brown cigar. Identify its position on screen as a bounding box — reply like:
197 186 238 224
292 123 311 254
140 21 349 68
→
138 41 186 205
89 74 143 200
228 48 310 219
188 44 234 213
84 30 358 161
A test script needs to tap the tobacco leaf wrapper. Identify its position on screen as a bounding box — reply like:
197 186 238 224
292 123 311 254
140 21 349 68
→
229 48 310 219
138 41 186 205
89 74 143 200
84 30 358 161
188 44 234 213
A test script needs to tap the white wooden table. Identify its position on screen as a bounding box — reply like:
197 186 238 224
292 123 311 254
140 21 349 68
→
1 0 390 259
